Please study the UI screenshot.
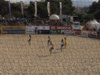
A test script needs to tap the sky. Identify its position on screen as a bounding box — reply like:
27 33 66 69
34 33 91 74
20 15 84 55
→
72 0 99 7
5 0 99 7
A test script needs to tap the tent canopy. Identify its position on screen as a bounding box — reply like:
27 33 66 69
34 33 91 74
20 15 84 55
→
87 20 100 30
49 14 60 20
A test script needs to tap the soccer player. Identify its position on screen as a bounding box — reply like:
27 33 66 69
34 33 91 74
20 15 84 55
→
49 42 54 55
48 36 51 46
28 34 31 45
64 37 68 48
61 39 64 52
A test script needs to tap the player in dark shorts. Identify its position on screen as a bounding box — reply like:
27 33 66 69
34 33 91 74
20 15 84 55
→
28 34 31 45
49 42 54 55
61 39 64 52
48 36 51 46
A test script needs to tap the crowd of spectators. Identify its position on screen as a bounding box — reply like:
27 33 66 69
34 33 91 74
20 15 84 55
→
0 18 63 26
0 18 32 26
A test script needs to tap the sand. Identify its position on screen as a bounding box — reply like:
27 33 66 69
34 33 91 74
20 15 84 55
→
0 34 100 75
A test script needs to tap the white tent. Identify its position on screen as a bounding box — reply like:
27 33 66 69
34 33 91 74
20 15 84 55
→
49 14 60 20
87 20 100 30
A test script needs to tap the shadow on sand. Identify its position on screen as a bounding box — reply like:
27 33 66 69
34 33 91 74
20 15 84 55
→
38 55 50 58
37 51 61 58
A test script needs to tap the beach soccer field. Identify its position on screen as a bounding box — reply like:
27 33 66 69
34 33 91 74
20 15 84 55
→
0 34 100 75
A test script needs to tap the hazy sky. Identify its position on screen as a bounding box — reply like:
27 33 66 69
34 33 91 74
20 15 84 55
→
6 0 99 7
72 0 98 7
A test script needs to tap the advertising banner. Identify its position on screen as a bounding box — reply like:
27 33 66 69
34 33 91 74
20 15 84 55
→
34 2 37 17
62 30 73 35
27 26 50 34
20 1 24 16
88 31 97 38
73 22 80 30
50 26 56 30
38 26 50 30
59 2 62 22
74 30 81 35
57 26 72 30
81 31 88 37
50 30 61 34
50 26 72 30
27 26 35 34
8 1 12 17
47 2 50 16
2 26 26 34
50 26 73 34
73 25 80 30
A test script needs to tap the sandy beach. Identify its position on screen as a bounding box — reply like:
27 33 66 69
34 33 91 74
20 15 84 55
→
0 34 100 75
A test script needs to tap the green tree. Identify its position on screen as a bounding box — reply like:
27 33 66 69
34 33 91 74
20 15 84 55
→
0 0 8 16
84 14 94 22
27 0 74 18
0 0 74 18
27 2 35 18
37 2 48 18
94 10 100 19
45 0 74 15
77 13 94 23
88 2 100 14
11 3 22 17
88 1 100 20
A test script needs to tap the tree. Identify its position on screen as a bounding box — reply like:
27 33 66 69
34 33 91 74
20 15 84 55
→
37 2 48 18
94 10 100 19
11 3 22 17
27 2 35 18
0 0 75 18
0 0 8 16
88 1 100 20
84 14 94 22
27 0 74 18
77 13 94 24
88 2 100 14
45 0 74 15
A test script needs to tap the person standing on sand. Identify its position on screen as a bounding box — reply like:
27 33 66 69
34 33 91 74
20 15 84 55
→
48 36 51 46
49 42 54 55
61 39 64 52
28 34 31 45
64 37 68 48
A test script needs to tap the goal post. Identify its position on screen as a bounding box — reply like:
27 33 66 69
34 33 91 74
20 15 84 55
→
0 26 27 35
